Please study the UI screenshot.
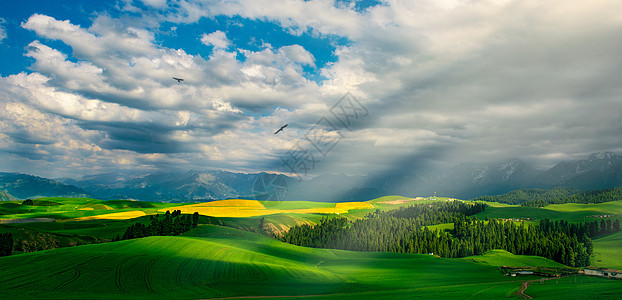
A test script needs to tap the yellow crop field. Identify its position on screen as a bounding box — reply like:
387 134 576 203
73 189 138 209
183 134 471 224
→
288 208 342 214
161 200 375 217
71 210 147 221
160 201 274 217
77 207 94 211
335 202 374 210
201 199 265 207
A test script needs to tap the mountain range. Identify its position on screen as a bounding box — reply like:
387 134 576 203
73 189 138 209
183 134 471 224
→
2 152 621 202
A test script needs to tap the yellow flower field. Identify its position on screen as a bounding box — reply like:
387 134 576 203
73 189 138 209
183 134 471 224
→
159 200 374 217
71 210 147 221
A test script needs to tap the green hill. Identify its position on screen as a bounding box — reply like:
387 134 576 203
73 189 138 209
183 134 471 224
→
1 197 622 299
0 225 545 299
2 225 621 299
591 230 622 269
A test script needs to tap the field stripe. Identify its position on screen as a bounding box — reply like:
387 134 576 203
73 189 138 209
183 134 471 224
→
115 256 134 294
54 269 80 291
176 258 192 287
144 256 159 294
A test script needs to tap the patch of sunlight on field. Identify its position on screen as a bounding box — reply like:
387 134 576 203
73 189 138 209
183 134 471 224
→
161 200 375 217
336 202 374 210
546 200 622 214
69 210 147 221
77 207 94 211
202 199 266 207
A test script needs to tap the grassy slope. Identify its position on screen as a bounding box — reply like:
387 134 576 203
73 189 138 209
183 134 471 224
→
461 249 566 268
527 275 622 300
1 197 621 298
474 200 622 223
0 197 187 221
591 230 622 270
0 224 543 299
2 224 619 299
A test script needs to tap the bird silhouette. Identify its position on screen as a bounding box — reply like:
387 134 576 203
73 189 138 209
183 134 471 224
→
274 124 288 134
172 77 184 83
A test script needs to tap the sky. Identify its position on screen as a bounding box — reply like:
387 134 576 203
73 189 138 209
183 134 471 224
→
0 0 621 179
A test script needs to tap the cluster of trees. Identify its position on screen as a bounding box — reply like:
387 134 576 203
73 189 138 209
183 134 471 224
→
452 218 596 267
0 233 13 257
116 210 199 241
471 186 622 207
21 199 60 206
283 201 485 249
471 187 577 205
282 202 619 267
522 187 622 207
538 218 620 238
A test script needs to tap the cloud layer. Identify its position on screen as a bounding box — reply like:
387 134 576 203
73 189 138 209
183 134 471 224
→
1 0 622 179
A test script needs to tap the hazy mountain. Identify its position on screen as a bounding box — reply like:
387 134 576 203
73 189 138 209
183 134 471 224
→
59 170 242 202
0 190 17 201
345 152 622 199
0 173 88 199
416 152 622 198
7 152 622 201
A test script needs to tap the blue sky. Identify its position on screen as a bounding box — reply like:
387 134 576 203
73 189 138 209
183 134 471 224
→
0 0 348 79
1 0 622 180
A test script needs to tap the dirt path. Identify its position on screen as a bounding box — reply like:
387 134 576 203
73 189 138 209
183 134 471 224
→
515 281 532 299
515 276 568 299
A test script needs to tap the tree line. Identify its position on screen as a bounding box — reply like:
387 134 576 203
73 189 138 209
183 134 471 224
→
281 202 620 267
283 201 484 249
115 210 199 241
471 187 577 205
0 233 12 257
522 187 622 207
470 186 622 207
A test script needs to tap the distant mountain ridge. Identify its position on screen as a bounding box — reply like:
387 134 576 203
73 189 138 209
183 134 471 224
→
0 190 17 201
0 173 88 199
406 152 622 199
2 152 622 201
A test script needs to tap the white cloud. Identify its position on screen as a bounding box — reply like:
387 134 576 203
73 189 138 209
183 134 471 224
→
4 0 622 178
142 0 167 9
0 18 6 43
200 30 231 49
278 45 315 67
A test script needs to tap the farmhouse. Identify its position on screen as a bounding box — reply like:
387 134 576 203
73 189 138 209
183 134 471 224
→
584 268 622 279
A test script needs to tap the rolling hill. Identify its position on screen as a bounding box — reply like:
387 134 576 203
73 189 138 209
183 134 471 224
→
4 224 619 299
1 196 621 299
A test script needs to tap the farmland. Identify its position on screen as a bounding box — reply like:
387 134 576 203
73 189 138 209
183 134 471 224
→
2 224 614 299
0 196 621 299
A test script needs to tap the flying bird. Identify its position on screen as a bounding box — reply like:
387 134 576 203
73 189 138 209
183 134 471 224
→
274 124 288 134
172 77 184 83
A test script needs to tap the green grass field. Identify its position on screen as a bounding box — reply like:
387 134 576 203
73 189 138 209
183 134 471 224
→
526 275 622 300
461 249 566 268
0 197 187 221
1 196 621 299
474 200 622 223
591 230 622 269
1 224 620 299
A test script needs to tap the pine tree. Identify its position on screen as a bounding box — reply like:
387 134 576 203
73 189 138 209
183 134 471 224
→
606 219 612 232
192 212 199 228
0 233 13 257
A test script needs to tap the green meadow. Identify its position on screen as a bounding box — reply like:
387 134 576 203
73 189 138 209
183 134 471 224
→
0 197 188 221
474 200 622 223
1 196 621 299
591 230 622 269
0 224 578 299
